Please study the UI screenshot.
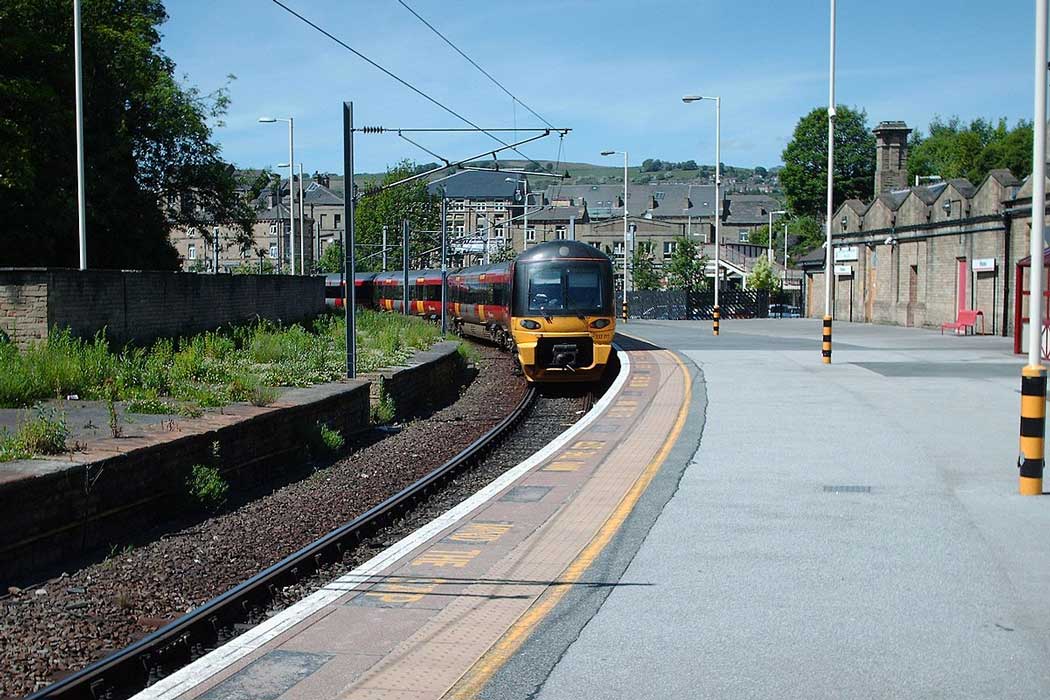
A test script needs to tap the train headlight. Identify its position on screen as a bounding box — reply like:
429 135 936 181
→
589 318 611 329
519 319 541 330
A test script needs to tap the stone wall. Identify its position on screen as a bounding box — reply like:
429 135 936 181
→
0 269 325 347
375 342 467 421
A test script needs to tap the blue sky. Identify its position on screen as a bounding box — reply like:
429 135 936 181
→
161 0 1037 174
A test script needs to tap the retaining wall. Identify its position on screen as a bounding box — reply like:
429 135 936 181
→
0 341 467 587
0 269 325 347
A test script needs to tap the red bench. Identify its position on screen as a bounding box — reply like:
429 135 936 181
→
941 309 985 335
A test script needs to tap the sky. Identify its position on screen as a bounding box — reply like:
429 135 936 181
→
160 0 1037 175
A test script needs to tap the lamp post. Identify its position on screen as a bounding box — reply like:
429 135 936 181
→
682 95 721 335
259 116 296 275
74 0 88 270
1019 0 1048 496
600 150 629 321
823 0 837 363
767 209 786 262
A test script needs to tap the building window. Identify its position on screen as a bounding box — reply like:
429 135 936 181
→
494 226 505 238
663 240 678 256
654 191 666 200
188 244 197 260
455 225 465 234
613 241 625 256
334 214 341 227
588 240 602 249
739 229 750 243
320 214 327 228
554 225 567 240
269 243 278 258
476 201 488 211
525 228 536 242
269 224 278 235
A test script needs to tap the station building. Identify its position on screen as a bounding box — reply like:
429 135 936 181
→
803 120 1047 340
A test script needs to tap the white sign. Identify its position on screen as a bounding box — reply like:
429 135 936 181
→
834 264 853 277
834 246 859 262
972 258 996 272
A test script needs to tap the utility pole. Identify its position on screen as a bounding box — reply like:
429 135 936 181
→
823 0 837 364
440 195 448 335
298 163 306 274
402 219 410 315
1019 0 1048 495
382 225 388 271
342 102 356 378
74 0 88 270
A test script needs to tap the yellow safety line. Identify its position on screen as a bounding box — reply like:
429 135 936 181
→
445 350 692 699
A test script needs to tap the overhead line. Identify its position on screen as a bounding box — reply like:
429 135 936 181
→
269 0 548 170
395 0 555 130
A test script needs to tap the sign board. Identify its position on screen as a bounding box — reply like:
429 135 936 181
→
972 258 996 272
834 246 859 262
834 264 853 277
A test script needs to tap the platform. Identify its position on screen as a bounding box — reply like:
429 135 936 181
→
135 337 698 700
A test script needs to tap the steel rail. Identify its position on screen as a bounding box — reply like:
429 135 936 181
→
28 385 538 700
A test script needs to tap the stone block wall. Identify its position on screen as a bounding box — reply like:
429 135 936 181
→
372 341 467 421
0 269 325 348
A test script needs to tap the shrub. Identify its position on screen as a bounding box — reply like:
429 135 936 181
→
370 382 396 425
248 385 280 407
186 464 228 511
126 394 176 415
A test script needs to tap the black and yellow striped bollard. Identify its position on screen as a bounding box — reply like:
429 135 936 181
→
822 315 832 364
712 305 720 336
622 300 628 323
1018 364 1046 495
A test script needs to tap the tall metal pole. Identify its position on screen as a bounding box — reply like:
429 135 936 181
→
440 195 448 335
823 0 837 364
288 119 296 275
714 97 721 335
623 151 629 321
73 0 88 270
298 162 306 274
402 219 410 315
768 210 774 262
523 178 530 250
342 102 356 379
382 225 388 271
1019 0 1048 495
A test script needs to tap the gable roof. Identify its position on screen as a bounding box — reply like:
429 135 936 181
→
550 183 719 219
427 170 525 199
723 194 781 224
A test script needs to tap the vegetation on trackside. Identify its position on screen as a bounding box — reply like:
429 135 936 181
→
0 310 444 414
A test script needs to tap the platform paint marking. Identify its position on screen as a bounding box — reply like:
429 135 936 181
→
542 460 583 472
571 440 605 450
448 522 512 543
132 348 632 700
361 578 445 605
446 350 691 700
411 549 481 568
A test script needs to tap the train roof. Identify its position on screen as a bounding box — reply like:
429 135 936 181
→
515 240 609 264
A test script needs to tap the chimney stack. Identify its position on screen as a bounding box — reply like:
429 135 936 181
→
872 121 912 196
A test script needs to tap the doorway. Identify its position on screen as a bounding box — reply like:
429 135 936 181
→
906 264 918 327
957 258 968 313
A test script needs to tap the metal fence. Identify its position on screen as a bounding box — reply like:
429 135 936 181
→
627 289 770 320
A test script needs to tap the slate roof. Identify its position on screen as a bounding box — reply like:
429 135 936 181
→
302 181 343 205
946 178 977 198
256 203 295 221
427 170 525 199
550 183 719 219
844 199 867 215
723 194 782 224
985 169 1020 187
528 205 588 223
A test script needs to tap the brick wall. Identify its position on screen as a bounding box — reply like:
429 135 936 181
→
375 342 467 421
0 269 325 348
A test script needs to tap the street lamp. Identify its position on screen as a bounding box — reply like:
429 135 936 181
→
278 161 307 274
767 209 786 262
823 0 837 363
682 95 721 335
259 116 296 275
74 0 87 270
601 150 629 321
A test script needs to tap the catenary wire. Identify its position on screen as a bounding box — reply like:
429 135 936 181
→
269 0 548 171
395 0 555 130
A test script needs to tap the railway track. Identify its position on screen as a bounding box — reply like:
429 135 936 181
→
26 381 600 700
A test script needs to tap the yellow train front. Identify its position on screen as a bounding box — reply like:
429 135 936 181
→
510 240 616 383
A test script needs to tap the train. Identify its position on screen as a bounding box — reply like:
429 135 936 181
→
326 240 616 383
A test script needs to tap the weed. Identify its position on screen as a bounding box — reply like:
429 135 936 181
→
248 385 280 407
318 423 345 453
126 395 175 415
186 464 228 512
0 429 31 463
177 402 204 419
103 378 122 438
14 405 69 455
456 342 480 365
370 382 397 425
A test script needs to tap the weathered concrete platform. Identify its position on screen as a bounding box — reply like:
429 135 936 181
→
134 339 697 700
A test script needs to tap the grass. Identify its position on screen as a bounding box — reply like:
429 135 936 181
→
0 405 69 462
0 311 443 410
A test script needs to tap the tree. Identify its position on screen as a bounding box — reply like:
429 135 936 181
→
354 160 439 272
747 255 780 292
679 160 699 171
631 247 661 290
317 241 344 273
754 166 768 177
489 242 516 264
780 106 876 218
1 0 258 269
908 116 1032 184
665 237 708 292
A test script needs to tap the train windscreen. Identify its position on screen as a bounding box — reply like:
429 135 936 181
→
513 261 611 317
